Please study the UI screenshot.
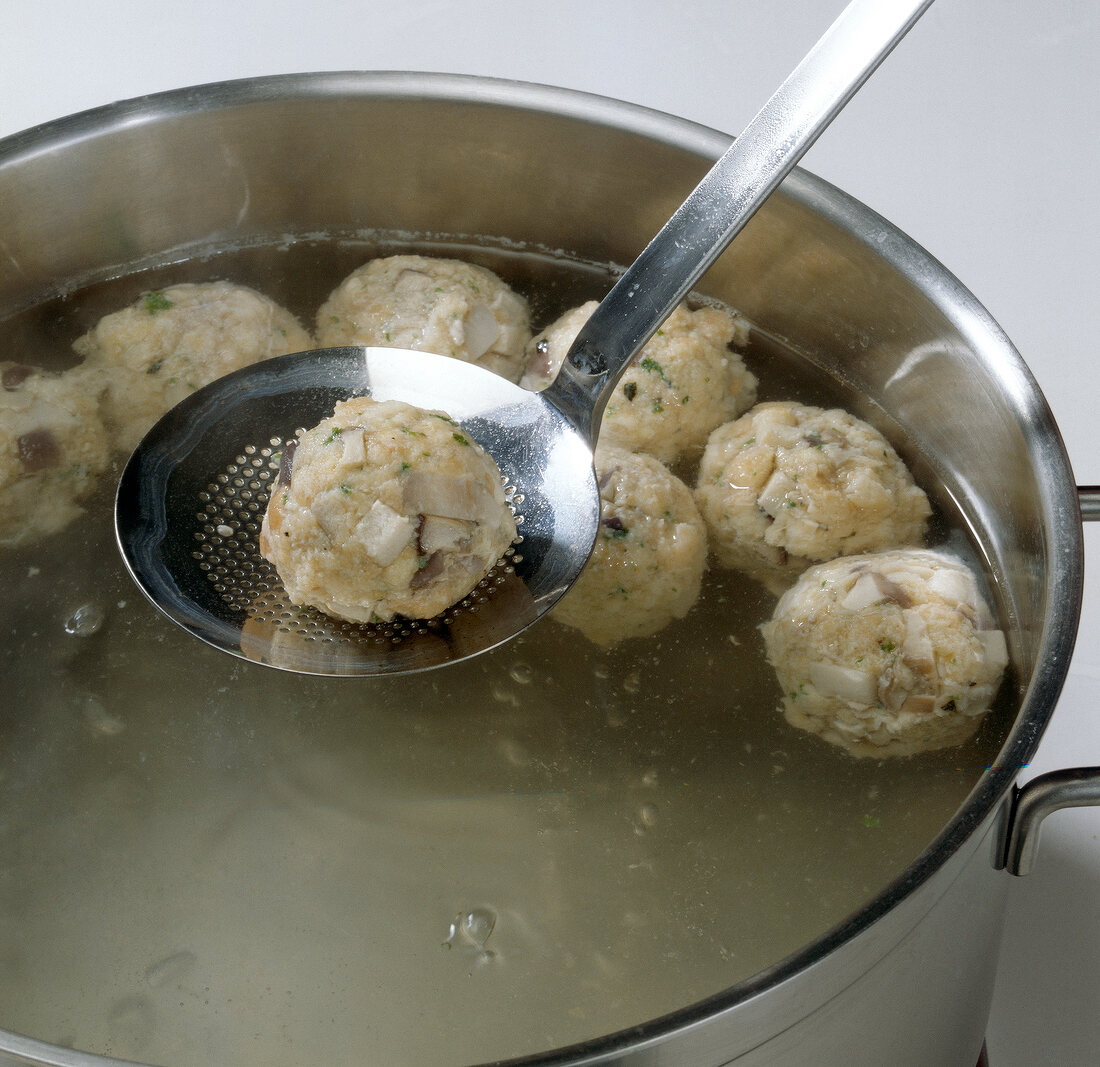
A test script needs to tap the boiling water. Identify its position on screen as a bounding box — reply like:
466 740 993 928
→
0 238 1011 1066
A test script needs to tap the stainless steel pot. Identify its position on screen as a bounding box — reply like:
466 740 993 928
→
0 72 1096 1067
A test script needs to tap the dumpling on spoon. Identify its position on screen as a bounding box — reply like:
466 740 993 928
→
259 396 517 624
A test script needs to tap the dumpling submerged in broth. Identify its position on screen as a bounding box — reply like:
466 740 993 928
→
760 548 1009 758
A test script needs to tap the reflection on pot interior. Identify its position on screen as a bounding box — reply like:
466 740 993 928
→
0 236 1014 1066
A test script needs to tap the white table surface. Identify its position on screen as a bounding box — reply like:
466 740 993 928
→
2 1 1097 1063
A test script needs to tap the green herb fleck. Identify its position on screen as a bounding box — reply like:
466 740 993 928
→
401 426 424 437
322 427 343 445
452 432 470 446
400 461 412 471
651 400 664 414
622 381 638 402
639 356 669 382
281 492 289 505
416 555 431 570
339 484 352 494
879 639 896 653
862 814 881 829
681 395 691 404
142 290 174 314
431 412 457 425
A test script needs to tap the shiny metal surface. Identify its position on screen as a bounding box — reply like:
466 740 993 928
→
116 0 930 675
560 0 934 442
116 347 596 675
1079 485 1100 522
992 491 1100 876
0 70 1089 1066
1001 768 1100 876
631 805 1011 1066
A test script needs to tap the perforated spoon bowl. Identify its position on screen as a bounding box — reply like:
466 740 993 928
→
116 0 933 675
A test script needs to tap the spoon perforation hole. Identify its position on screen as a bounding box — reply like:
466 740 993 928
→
189 437 527 662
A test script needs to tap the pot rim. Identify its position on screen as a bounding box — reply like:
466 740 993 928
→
0 70 1086 1066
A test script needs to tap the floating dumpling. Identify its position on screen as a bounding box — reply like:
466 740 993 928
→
760 549 1009 757
695 401 930 593
73 281 312 452
0 362 111 548
316 255 532 383
522 301 755 467
551 445 708 647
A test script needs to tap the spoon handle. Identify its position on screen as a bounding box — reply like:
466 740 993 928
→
545 0 935 445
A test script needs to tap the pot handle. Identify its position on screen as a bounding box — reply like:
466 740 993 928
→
1079 484 1100 521
998 486 1100 876
1000 768 1100 875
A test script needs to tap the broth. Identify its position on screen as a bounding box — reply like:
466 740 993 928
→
0 236 1010 1066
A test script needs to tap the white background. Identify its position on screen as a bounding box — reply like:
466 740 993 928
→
2 1 1097 1063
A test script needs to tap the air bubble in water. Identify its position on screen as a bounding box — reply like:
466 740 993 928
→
463 908 495 946
508 662 533 685
634 803 659 835
64 602 105 636
444 906 497 953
